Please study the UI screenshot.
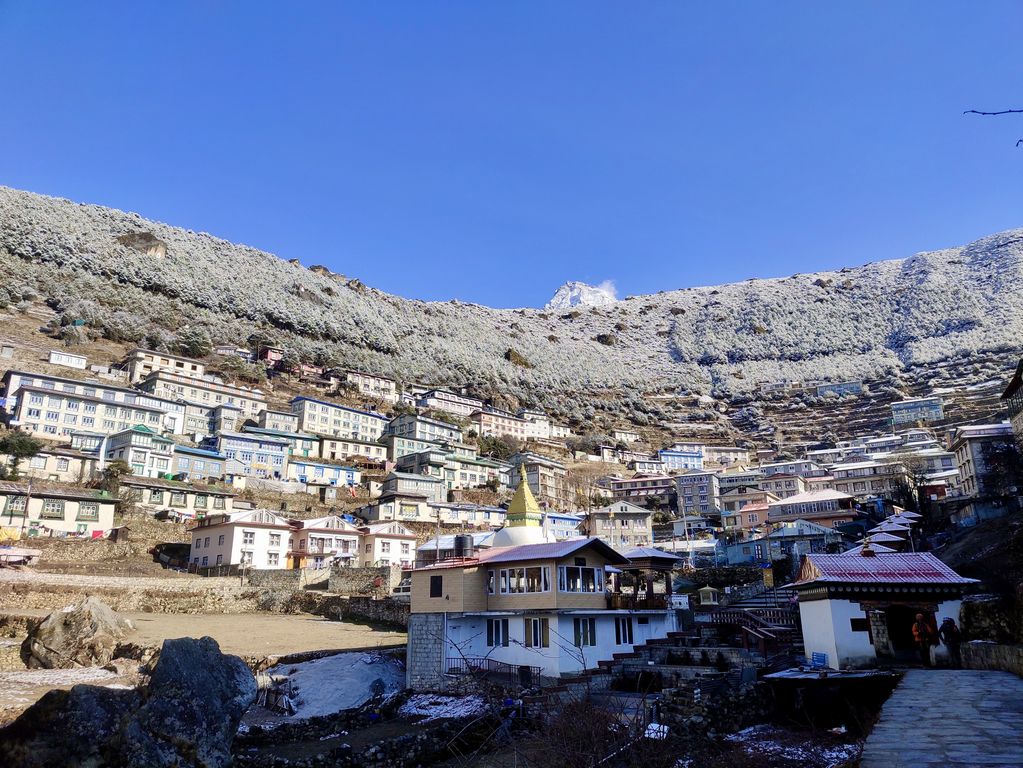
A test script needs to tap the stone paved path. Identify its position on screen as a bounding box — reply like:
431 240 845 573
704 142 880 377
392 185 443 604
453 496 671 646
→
861 669 1023 767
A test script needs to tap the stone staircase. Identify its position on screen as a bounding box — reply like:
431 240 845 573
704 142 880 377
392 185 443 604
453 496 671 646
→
708 587 803 651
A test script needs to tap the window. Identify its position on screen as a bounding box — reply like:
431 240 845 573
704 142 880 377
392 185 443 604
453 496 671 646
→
850 618 870 632
41 499 65 519
169 492 186 507
30 455 47 469
213 496 226 510
524 617 550 648
486 618 509 647
429 574 443 598
269 533 282 547
400 542 410 555
615 617 634 645
242 531 255 545
381 541 391 553
558 565 603 593
195 538 202 550
201 556 208 566
573 617 597 647
268 552 279 566
77 502 100 521
150 489 164 504
218 534 225 546
194 495 208 509
56 457 70 471
4 496 27 517
487 569 496 595
204 537 210 547
498 566 551 594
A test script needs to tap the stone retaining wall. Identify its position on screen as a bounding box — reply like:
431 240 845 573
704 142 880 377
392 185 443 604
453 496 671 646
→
248 568 330 590
962 642 1023 677
0 581 261 614
328 565 402 597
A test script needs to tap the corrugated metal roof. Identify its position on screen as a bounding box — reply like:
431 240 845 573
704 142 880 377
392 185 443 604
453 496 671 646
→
479 537 629 565
795 552 976 585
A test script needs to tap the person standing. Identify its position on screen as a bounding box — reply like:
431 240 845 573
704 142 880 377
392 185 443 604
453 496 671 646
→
912 613 935 667
938 617 963 668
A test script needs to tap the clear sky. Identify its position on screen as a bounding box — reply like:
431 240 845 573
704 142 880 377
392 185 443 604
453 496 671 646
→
1 2 1021 308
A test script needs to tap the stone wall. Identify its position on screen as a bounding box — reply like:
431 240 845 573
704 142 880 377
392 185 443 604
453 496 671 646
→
962 642 1023 678
0 580 261 614
328 564 402 597
248 567 330 590
407 612 446 690
340 596 409 628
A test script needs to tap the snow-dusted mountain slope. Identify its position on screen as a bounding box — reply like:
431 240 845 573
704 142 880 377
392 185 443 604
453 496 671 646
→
1 186 1021 433
545 281 618 310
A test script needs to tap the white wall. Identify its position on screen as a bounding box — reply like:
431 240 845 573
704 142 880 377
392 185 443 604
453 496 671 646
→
829 599 876 669
444 611 677 678
799 599 840 669
191 524 290 569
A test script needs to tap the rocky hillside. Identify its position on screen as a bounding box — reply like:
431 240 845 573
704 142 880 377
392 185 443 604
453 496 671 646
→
0 186 1020 441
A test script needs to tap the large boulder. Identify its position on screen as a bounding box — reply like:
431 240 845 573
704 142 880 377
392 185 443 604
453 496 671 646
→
0 636 257 768
21 597 133 669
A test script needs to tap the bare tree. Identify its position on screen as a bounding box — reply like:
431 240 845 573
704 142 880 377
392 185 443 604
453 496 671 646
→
964 107 1023 146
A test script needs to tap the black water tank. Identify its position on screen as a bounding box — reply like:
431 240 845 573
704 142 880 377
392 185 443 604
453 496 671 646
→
453 534 473 558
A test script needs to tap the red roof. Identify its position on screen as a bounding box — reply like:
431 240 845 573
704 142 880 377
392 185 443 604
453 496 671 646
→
794 552 976 586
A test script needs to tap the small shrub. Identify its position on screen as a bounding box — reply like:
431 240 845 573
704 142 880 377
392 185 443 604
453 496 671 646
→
504 348 533 368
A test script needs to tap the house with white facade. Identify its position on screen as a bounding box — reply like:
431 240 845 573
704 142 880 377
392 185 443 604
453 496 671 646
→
387 413 463 444
0 482 117 538
290 515 364 568
124 348 207 384
258 409 301 433
320 436 389 465
286 458 360 488
416 389 484 418
360 522 417 567
208 431 290 479
580 501 653 551
189 509 292 571
793 550 975 669
137 370 266 419
48 350 88 370
121 475 236 520
891 396 944 426
104 425 175 478
290 396 389 441
172 445 228 482
13 446 98 484
658 444 704 472
344 370 399 404
470 409 529 441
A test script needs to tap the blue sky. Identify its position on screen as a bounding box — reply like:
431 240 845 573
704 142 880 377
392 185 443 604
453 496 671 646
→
1 2 1021 307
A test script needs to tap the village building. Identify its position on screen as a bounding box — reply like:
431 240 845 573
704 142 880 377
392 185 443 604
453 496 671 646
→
387 413 463 444
715 466 765 493
720 498 773 540
285 457 360 488
830 458 910 500
1 370 168 438
510 452 572 510
172 445 227 482
189 508 292 571
48 350 88 370
607 474 676 506
103 425 175 478
758 472 807 499
378 433 442 461
676 469 721 516
946 421 1018 525
207 431 290 479
257 408 301 433
612 428 641 443
357 492 432 525
360 522 417 567
13 446 98 484
290 396 389 441
718 485 779 514
120 475 236 520
381 471 447 504
430 502 508 529
767 489 856 528
290 515 364 568
703 445 751 468
891 396 944 426
320 435 388 465
405 475 680 688
469 409 529 441
793 550 975 669
580 501 653 551
344 370 399 404
0 482 116 538
1001 357 1023 443
657 443 704 472
137 370 266 419
724 518 844 566
415 389 484 418
242 426 320 459
124 348 207 384
759 459 827 478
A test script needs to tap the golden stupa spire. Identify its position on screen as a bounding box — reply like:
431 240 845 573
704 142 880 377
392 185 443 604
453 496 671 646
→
506 465 543 527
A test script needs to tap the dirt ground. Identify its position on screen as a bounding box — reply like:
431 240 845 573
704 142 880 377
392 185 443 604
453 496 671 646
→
4 609 406 658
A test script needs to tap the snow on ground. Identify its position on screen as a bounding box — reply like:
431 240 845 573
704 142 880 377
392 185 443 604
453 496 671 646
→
398 694 488 722
0 667 123 710
723 724 860 768
249 652 405 725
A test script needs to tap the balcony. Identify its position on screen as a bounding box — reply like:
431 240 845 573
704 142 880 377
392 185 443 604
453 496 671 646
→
606 593 669 611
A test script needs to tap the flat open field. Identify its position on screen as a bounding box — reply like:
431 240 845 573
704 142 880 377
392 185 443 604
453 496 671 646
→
4 608 406 658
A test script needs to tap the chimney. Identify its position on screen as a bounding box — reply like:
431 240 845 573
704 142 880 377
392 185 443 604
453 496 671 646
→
860 538 876 557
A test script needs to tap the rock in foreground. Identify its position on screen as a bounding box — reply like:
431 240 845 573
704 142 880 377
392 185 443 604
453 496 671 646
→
20 596 133 669
0 636 257 768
